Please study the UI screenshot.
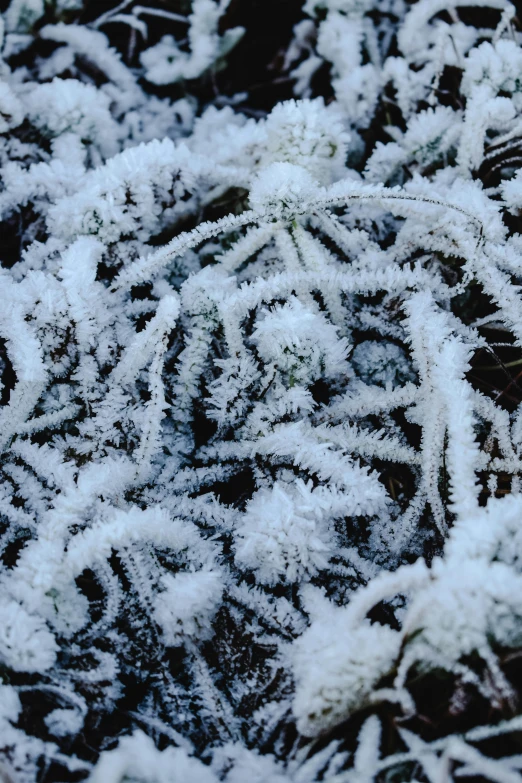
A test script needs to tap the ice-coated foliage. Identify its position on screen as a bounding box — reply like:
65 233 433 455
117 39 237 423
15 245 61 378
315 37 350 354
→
3 0 522 781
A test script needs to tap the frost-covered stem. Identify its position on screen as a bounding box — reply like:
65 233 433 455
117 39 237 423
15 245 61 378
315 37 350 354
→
114 185 484 289
132 6 190 24
406 292 481 523
113 210 260 290
0 381 46 453
344 559 429 626
468 244 522 347
92 0 135 29
315 182 485 236
17 405 81 435
111 295 180 386
133 337 169 484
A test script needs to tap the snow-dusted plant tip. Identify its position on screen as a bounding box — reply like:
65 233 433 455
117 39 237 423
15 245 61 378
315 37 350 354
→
3 0 522 781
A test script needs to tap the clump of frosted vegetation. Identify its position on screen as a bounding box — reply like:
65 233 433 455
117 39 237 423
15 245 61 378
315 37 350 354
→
3 0 522 780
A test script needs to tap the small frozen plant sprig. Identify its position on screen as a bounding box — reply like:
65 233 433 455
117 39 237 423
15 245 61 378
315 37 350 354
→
234 480 338 585
251 297 350 386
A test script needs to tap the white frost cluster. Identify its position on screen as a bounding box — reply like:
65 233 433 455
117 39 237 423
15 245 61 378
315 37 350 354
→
23 78 121 157
260 98 350 184
0 598 58 673
46 139 202 245
234 480 337 585
140 0 244 85
293 612 401 735
0 80 24 133
251 297 350 383
153 569 224 646
248 162 320 216
88 730 218 783
189 98 349 187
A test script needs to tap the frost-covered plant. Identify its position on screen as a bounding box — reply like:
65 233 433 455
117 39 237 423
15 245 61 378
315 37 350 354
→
3 0 522 781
